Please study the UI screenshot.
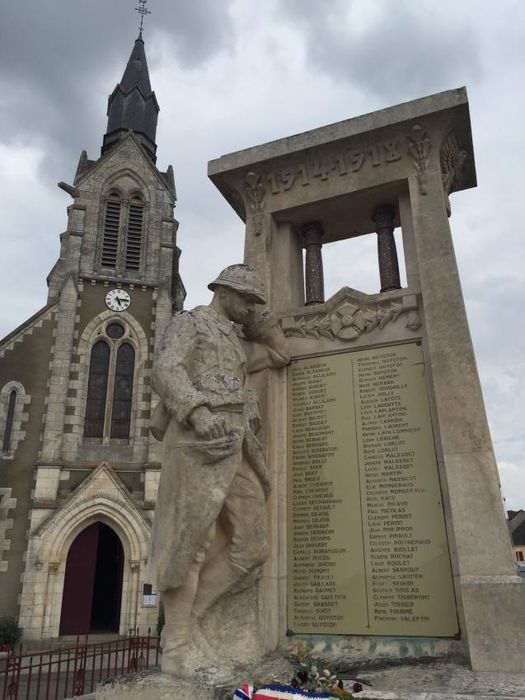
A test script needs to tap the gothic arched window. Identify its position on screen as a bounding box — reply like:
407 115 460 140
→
110 343 135 438
83 324 136 441
0 381 30 458
84 341 110 438
2 390 17 453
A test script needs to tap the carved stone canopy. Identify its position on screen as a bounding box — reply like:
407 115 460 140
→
209 88 476 237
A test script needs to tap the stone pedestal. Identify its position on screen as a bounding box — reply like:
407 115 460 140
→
97 658 525 700
97 656 297 700
98 671 218 700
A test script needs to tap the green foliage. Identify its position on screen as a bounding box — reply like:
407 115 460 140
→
0 616 22 646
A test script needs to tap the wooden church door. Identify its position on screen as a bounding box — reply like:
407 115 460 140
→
59 522 124 635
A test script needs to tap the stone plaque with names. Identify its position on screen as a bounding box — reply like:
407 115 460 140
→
287 343 458 636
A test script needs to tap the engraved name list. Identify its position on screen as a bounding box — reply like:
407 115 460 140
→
287 343 458 637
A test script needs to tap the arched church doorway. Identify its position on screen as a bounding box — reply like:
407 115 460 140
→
59 522 124 635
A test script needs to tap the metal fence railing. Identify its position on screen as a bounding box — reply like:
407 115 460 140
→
1 629 160 700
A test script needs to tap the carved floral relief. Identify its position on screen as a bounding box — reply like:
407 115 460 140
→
244 171 266 235
408 125 432 195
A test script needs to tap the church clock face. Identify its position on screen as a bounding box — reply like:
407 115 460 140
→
105 289 131 312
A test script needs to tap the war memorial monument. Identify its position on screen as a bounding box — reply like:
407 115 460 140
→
100 87 525 697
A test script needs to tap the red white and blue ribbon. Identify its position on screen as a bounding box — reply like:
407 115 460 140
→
234 684 333 700
233 683 254 700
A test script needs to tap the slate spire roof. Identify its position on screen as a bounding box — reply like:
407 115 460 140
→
102 35 159 160
120 36 152 94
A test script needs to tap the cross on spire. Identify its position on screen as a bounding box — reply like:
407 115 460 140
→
135 0 151 39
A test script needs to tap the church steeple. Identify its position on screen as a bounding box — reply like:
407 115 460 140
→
120 37 152 94
102 36 159 161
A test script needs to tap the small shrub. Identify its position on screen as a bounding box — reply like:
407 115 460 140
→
0 616 22 647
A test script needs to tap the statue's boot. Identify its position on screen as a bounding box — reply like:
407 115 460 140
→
161 640 215 678
190 619 219 660
190 554 247 664
192 554 245 622
161 561 213 677
162 634 234 683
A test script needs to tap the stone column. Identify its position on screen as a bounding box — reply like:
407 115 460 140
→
301 221 325 305
129 560 141 633
373 205 401 292
243 172 273 300
409 170 524 672
270 221 305 313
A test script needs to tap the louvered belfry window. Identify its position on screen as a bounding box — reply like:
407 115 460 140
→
100 192 145 273
125 197 144 271
101 194 121 268
84 341 110 438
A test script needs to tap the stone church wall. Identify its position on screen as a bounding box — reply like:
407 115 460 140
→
0 309 57 616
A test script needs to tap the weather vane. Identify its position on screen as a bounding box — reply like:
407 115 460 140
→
135 0 151 38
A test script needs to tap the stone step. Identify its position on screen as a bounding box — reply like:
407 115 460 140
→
351 662 525 699
358 692 523 700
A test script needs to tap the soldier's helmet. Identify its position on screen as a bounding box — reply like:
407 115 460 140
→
208 264 267 304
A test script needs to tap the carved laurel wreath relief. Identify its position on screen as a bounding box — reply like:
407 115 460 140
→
281 294 421 342
440 131 467 216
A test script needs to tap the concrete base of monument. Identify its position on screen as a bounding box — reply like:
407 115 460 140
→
95 658 525 700
96 655 296 700
358 693 523 699
285 634 467 668
354 660 525 699
97 670 220 700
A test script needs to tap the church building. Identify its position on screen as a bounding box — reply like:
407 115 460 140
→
0 34 184 639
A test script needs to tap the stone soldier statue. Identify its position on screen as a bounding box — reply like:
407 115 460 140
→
149 264 289 676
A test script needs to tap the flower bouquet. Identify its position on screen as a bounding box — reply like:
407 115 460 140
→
232 642 363 700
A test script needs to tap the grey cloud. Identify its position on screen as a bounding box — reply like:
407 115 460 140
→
0 0 235 181
155 1 235 67
279 0 482 102
0 1 235 83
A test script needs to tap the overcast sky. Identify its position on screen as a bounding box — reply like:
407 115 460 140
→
0 0 524 510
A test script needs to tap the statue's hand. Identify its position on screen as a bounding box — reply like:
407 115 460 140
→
189 405 227 439
242 308 273 339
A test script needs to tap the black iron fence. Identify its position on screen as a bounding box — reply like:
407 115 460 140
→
1 629 160 700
